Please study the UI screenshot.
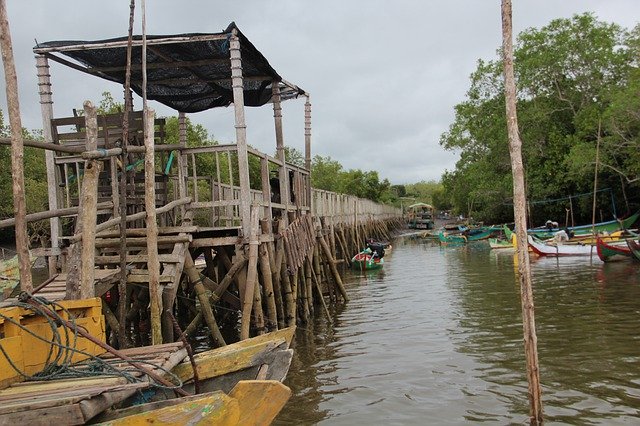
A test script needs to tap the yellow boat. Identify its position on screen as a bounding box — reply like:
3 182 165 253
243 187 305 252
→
95 380 291 426
0 297 294 424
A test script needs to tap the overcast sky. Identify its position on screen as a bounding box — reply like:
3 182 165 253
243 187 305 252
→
1 1 638 184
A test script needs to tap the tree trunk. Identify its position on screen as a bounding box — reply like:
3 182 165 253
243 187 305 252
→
501 1 544 424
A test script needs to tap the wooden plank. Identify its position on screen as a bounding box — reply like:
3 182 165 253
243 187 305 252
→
95 254 181 265
126 274 174 284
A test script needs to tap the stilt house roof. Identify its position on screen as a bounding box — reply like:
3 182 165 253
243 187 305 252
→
33 22 305 113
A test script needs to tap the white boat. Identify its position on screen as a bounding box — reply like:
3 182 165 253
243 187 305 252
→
527 235 597 257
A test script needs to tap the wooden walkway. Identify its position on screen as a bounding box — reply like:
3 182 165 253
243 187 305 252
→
0 269 120 308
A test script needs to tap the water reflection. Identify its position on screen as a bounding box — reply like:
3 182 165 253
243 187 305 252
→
276 237 640 424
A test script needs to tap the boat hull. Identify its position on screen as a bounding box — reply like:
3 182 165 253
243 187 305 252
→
528 235 597 256
351 252 383 270
596 238 633 262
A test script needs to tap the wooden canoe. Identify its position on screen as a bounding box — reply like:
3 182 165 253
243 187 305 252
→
527 235 597 257
351 251 383 270
627 239 640 261
169 326 295 395
527 211 640 239
596 237 634 262
95 380 291 426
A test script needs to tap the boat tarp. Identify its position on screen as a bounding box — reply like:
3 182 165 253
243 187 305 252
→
34 22 305 113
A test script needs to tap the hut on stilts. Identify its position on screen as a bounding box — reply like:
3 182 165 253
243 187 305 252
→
1 22 403 349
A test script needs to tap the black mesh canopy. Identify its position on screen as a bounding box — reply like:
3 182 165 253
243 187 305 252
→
34 22 304 113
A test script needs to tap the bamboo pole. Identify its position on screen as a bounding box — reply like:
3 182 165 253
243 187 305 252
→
310 265 332 324
181 254 246 339
281 256 296 326
116 0 136 349
240 207 260 339
501 1 543 423
144 107 162 345
591 120 602 235
258 238 278 331
183 252 226 347
263 219 284 328
252 269 265 335
318 232 348 302
0 0 32 292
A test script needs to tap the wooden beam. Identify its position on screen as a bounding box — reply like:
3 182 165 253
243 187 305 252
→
78 101 99 299
0 137 84 153
0 0 32 292
33 33 230 54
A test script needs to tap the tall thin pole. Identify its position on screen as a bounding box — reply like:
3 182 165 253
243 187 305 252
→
501 1 543 424
117 0 136 348
0 0 32 292
591 119 601 235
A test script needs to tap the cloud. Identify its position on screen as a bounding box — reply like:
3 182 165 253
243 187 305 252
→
0 0 638 184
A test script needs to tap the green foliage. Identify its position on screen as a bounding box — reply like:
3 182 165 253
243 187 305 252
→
440 13 640 224
283 147 305 168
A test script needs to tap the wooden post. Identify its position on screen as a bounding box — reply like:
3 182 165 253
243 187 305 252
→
264 219 284 328
35 54 59 277
272 82 289 224
318 231 348 302
304 95 312 206
258 236 278 331
77 101 99 299
0 0 32 292
143 107 163 345
183 252 226 347
501 1 543 423
281 255 296 326
241 206 260 339
229 29 252 239
177 112 187 218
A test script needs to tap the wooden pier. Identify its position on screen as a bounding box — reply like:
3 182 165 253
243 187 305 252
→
2 22 403 349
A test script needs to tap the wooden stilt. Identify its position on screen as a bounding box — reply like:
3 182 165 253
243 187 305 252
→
318 232 348 302
258 239 278 331
240 207 260 340
281 255 295 327
184 252 226 347
144 107 162 345
310 266 332 324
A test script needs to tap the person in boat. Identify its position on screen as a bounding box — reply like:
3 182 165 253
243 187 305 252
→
545 220 559 230
366 238 387 259
552 227 574 243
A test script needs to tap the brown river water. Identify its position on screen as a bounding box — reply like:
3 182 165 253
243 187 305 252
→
274 235 640 425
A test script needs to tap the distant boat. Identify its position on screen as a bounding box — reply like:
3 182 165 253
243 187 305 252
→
438 226 495 244
351 251 384 270
489 225 516 249
528 211 639 239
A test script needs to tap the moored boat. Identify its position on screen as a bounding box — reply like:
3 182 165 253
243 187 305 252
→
0 297 295 424
351 251 383 270
438 226 495 244
527 211 639 239
627 239 640 262
596 237 634 262
527 235 597 257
